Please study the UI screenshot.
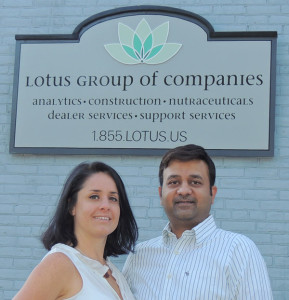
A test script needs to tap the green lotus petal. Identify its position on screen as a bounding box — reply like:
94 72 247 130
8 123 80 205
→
152 21 169 46
146 45 163 60
145 43 182 64
122 45 139 60
144 34 153 55
133 33 142 55
135 19 151 43
118 23 134 47
106 19 182 65
104 44 139 64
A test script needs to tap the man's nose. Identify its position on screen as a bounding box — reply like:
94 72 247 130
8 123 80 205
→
177 183 192 195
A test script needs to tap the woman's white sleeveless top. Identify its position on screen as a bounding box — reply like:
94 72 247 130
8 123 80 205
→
44 243 135 300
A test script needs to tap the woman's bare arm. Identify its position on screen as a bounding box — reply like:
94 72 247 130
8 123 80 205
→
13 252 82 300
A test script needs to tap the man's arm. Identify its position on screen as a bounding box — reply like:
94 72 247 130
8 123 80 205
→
122 251 134 286
230 236 273 300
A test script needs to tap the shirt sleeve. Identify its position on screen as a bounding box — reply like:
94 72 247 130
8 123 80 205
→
229 236 273 300
122 251 134 287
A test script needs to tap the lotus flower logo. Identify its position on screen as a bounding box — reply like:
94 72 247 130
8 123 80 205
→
104 19 182 65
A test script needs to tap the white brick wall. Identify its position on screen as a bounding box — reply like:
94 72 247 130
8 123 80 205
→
0 1 289 299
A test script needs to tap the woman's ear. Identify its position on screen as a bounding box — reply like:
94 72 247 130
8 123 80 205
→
70 207 75 216
68 198 75 216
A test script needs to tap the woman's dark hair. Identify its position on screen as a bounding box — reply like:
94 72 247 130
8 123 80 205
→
159 144 216 192
42 162 138 258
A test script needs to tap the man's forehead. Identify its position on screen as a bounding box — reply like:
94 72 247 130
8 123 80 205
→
163 159 209 178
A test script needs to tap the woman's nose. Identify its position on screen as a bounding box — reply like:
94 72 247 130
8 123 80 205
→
99 198 110 210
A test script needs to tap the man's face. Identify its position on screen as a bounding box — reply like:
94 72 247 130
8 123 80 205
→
159 159 217 237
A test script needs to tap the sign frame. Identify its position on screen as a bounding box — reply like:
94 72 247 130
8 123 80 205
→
10 5 277 156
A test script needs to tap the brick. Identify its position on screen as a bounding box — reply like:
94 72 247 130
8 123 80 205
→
245 189 279 200
131 207 148 218
246 233 271 243
256 179 289 189
214 5 247 14
148 207 164 218
257 222 288 233
232 210 249 219
221 221 256 232
135 218 150 228
226 199 260 210
247 5 281 14
0 215 18 225
216 189 243 199
236 15 268 24
129 197 150 207
274 256 289 267
215 209 231 219
272 234 289 244
258 244 288 256
245 167 278 177
221 178 255 189
259 201 288 211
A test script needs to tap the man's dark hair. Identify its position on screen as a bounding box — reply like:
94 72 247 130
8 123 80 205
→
41 161 138 259
159 144 216 189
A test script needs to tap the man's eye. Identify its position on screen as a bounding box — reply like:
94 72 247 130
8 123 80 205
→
191 181 201 185
168 180 179 185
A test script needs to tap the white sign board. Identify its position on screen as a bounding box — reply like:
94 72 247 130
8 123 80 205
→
10 6 277 156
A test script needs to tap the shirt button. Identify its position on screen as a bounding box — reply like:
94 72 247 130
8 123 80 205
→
174 250 179 255
167 274 172 279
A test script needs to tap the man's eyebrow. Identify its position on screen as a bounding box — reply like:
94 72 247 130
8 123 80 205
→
189 174 203 180
166 174 203 180
166 175 180 180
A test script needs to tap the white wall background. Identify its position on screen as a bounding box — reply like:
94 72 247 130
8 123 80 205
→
0 0 288 299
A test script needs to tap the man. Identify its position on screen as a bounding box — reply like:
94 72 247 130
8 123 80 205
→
123 144 273 300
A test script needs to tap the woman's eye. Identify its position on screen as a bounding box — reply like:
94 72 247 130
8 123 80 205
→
89 194 99 200
110 197 119 202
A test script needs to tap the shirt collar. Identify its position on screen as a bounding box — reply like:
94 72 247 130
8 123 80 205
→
162 215 217 246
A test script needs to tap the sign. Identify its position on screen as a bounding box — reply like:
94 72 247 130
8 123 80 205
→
10 6 277 156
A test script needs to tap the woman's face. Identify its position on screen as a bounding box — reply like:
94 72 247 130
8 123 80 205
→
71 172 120 241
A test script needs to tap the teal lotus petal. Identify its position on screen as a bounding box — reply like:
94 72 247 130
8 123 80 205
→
145 43 182 64
105 19 182 65
143 34 153 55
151 21 169 46
135 19 151 43
118 23 134 47
146 45 163 60
122 45 139 60
104 44 139 64
133 33 142 55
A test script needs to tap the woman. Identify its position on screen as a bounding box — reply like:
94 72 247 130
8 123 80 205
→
13 162 138 300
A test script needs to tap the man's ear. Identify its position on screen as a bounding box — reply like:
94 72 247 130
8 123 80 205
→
211 186 217 204
159 186 163 205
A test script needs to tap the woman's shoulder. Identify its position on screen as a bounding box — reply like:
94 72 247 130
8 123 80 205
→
13 246 82 300
42 249 77 272
42 244 82 289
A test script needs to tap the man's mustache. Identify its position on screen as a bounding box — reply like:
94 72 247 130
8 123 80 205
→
174 195 196 202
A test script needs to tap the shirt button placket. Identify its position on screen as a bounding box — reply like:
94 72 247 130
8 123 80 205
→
162 242 182 299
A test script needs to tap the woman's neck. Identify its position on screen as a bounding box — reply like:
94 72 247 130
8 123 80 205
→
74 236 107 263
